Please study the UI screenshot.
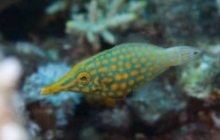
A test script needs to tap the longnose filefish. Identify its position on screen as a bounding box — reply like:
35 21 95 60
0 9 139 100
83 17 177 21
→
41 43 202 98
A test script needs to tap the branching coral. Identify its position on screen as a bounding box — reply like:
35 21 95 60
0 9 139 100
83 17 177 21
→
15 42 46 59
46 0 67 15
22 63 82 126
45 0 84 15
66 0 146 50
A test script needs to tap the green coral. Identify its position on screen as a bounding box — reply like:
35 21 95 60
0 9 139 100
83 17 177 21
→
45 0 84 15
179 54 220 99
45 0 66 14
65 0 146 50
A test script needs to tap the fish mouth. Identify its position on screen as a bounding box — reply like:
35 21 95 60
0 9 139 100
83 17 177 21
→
41 87 52 95
41 86 64 95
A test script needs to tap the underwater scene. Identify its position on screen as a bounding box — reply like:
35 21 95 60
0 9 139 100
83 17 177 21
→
0 0 220 140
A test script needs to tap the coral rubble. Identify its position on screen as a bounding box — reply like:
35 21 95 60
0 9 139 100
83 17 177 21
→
127 82 187 125
22 63 82 126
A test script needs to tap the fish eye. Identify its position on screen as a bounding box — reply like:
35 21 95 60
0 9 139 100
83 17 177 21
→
77 72 91 84
80 76 87 81
193 50 202 55
193 51 199 54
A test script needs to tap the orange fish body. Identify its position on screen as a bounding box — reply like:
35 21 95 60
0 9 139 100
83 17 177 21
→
41 43 201 98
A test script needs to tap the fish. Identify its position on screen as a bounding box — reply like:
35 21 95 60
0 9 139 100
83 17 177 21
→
41 43 202 98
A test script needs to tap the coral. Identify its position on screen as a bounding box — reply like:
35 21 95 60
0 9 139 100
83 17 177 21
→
26 120 41 139
151 0 220 43
66 0 146 50
45 0 84 15
179 53 220 99
0 56 29 140
98 106 131 130
22 63 82 126
15 42 47 59
127 82 187 124
0 42 50 75
170 123 220 140
79 126 101 140
216 0 220 15
45 0 67 15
